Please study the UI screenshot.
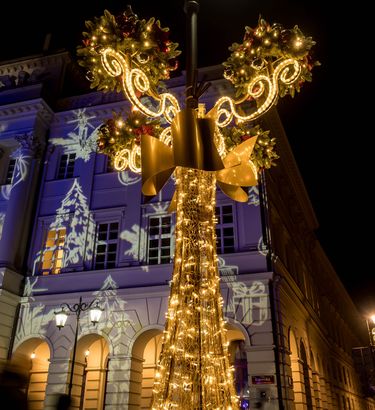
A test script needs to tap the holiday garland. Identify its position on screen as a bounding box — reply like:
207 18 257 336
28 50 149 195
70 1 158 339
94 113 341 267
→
97 111 162 167
223 17 318 98
77 6 181 94
221 124 279 170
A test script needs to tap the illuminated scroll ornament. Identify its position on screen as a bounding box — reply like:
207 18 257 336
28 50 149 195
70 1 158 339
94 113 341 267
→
77 6 180 94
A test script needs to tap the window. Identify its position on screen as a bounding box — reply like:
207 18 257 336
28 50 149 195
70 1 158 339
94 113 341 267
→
148 215 172 265
215 204 235 254
57 153 76 179
41 229 66 275
94 222 119 270
5 158 16 184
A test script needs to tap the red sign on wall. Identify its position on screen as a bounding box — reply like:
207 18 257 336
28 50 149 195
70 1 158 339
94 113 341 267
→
251 375 275 385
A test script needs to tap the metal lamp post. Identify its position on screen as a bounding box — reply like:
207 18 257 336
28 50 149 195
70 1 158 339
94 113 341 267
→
54 297 103 399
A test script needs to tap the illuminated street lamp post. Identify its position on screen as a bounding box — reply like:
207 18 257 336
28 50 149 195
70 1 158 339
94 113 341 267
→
366 315 375 346
54 297 103 399
77 1 317 407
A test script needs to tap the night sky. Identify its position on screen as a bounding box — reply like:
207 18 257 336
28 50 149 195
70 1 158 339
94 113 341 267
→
1 1 373 313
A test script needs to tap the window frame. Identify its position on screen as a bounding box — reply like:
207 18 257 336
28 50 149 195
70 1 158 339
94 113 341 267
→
147 214 173 265
40 228 66 275
93 221 120 270
56 153 76 179
5 158 17 184
215 203 236 254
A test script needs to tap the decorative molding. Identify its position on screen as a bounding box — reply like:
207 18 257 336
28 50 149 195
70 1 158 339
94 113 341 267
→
0 52 71 77
0 98 54 125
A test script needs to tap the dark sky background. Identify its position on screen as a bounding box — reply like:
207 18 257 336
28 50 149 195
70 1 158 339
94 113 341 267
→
1 1 373 314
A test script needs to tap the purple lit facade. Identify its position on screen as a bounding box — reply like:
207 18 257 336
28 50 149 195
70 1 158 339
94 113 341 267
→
1 52 374 409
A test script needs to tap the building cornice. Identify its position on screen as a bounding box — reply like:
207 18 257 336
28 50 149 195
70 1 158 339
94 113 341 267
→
0 98 54 131
0 52 71 77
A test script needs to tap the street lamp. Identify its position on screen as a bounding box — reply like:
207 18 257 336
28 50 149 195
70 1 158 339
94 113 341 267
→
366 315 375 346
54 297 103 399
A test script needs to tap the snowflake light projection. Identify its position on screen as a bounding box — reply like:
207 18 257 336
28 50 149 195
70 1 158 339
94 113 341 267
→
77 3 317 409
50 109 99 162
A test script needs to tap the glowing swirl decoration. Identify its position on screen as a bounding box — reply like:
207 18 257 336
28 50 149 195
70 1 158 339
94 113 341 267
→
213 58 301 127
113 146 142 173
112 127 172 173
97 110 163 173
100 48 180 123
159 127 173 146
223 18 318 98
77 7 181 94
215 17 318 128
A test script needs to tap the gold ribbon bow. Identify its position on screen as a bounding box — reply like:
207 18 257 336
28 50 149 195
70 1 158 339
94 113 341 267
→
141 109 257 207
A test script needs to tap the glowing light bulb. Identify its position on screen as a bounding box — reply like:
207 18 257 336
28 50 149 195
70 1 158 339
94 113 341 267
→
294 38 303 48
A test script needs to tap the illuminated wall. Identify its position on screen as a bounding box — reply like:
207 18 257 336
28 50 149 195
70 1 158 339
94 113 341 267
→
2 52 374 410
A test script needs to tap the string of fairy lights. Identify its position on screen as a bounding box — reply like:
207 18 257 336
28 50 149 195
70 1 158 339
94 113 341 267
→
77 7 317 408
152 168 238 409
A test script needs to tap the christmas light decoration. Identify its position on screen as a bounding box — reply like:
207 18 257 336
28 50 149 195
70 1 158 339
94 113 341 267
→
152 167 238 409
221 124 279 171
97 110 163 172
78 3 316 408
222 17 318 99
77 6 180 93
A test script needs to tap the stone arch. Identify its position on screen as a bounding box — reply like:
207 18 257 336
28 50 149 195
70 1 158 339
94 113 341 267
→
129 326 164 410
310 350 322 408
73 333 110 410
12 332 53 356
300 340 313 410
288 328 303 406
12 337 51 410
317 353 329 408
288 327 299 357
225 318 251 347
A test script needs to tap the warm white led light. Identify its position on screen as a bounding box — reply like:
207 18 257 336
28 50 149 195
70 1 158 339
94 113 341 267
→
113 146 141 174
214 58 301 127
100 48 180 123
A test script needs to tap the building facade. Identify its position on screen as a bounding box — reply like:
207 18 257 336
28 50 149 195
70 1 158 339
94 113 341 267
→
0 52 374 410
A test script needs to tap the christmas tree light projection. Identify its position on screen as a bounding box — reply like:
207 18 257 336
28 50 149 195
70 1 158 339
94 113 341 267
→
78 3 317 408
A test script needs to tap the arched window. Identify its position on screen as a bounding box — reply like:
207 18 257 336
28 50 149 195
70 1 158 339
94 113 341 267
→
300 341 313 410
